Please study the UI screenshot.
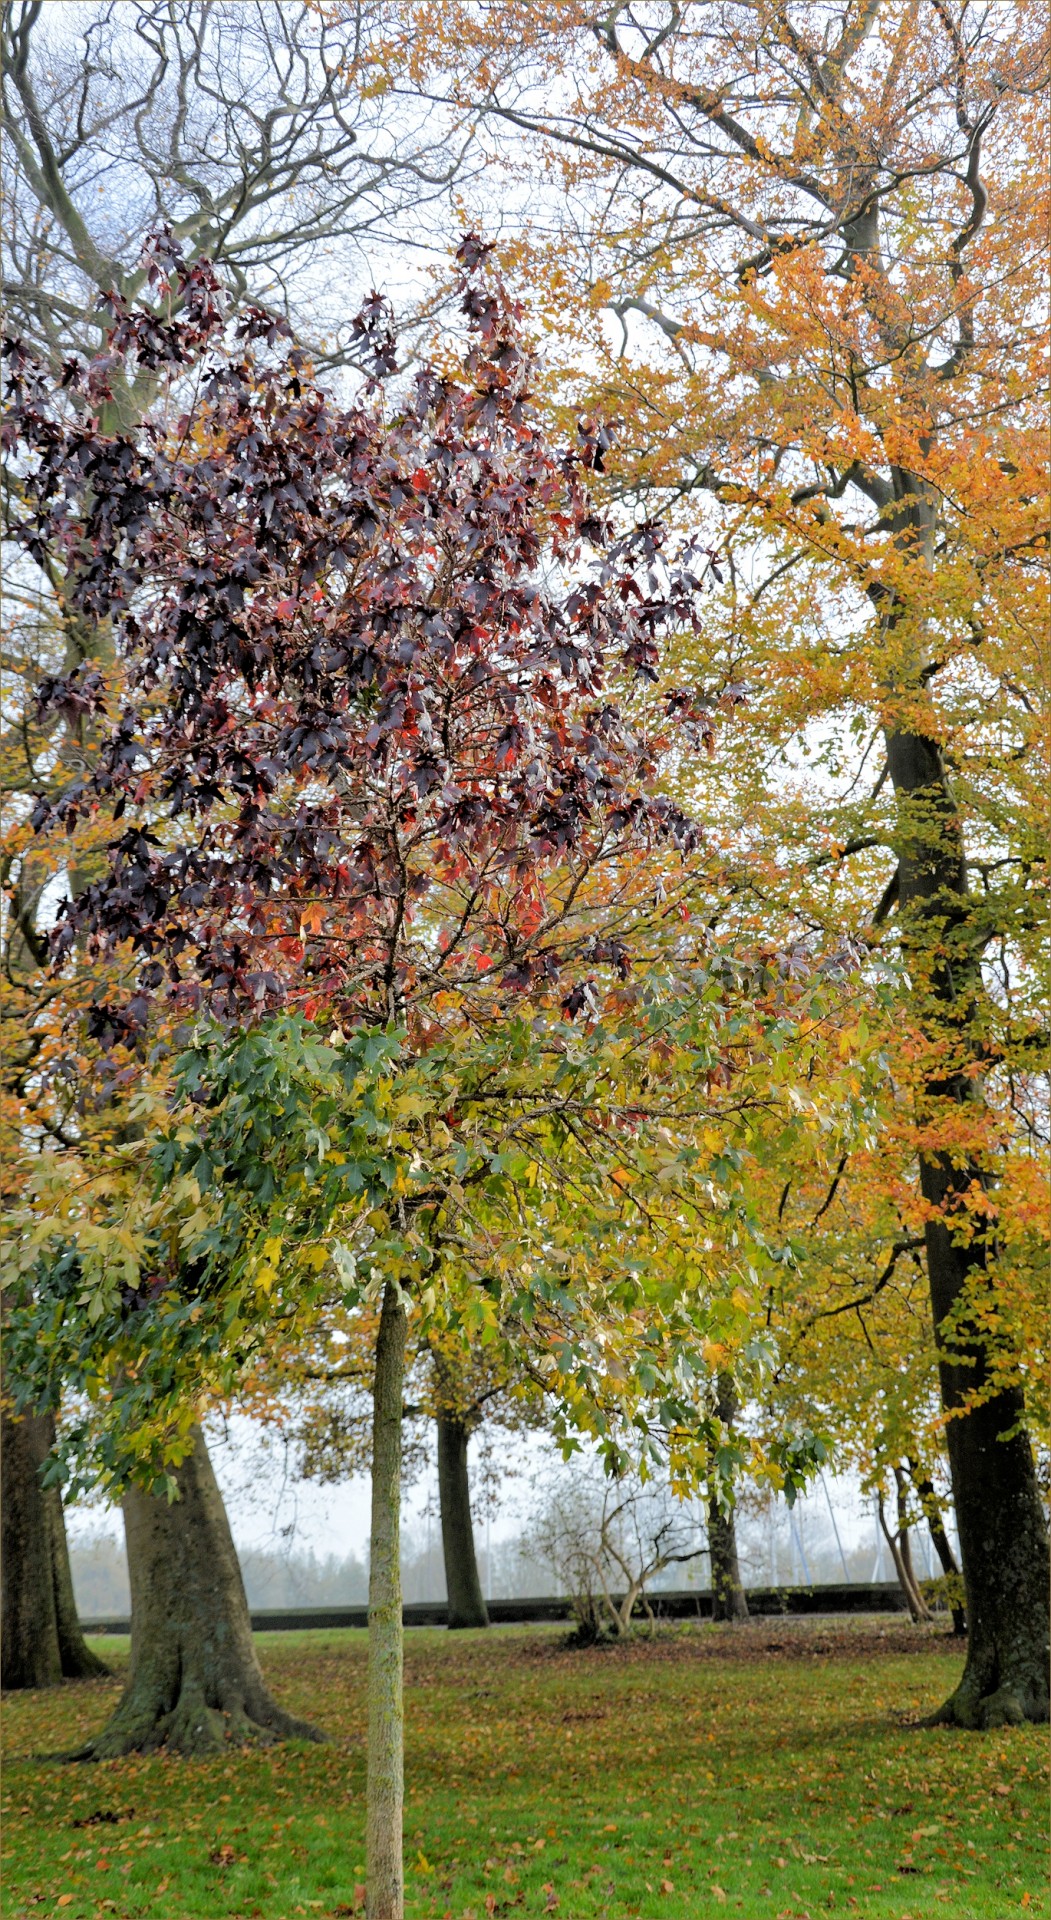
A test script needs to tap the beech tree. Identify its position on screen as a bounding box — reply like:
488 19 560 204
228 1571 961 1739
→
393 0 1051 1728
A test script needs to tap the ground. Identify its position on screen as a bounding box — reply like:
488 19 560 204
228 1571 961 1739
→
2 1616 1047 1920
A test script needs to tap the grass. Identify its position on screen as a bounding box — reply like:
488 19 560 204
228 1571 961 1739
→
1 1615 1047 1920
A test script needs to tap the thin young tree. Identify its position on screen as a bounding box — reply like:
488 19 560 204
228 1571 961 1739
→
7 231 774 1914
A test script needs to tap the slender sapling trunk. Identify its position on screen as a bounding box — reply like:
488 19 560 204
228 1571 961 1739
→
367 1282 408 1920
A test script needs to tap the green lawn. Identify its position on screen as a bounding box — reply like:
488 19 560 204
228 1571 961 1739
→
2 1617 1046 1920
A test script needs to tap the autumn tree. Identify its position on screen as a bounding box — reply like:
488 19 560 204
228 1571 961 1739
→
5 233 812 1916
391 0 1051 1727
1 0 479 1685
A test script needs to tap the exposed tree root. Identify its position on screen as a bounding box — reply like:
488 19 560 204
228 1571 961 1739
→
70 1675 323 1760
927 1649 1049 1729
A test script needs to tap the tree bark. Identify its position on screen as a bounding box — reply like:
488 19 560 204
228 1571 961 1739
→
1 1406 109 1689
885 720 1050 1725
71 1425 321 1757
708 1499 750 1623
367 1282 407 1920
436 1413 489 1630
708 1374 749 1622
878 1472 932 1624
2 1407 61 1689
894 1468 932 1623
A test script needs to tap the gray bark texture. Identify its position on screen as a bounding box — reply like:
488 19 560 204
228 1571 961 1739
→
72 1425 322 1757
437 1413 489 1630
367 1282 408 1920
1 1406 109 1689
708 1374 748 1622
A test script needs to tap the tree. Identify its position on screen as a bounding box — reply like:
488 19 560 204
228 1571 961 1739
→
6 234 787 1917
1 1404 109 1688
396 0 1051 1727
1 0 473 374
74 1424 320 1758
530 1457 705 1641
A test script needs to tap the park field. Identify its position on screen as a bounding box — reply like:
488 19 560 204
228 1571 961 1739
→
2 1617 1047 1920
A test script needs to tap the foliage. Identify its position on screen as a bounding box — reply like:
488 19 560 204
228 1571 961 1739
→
384 0 1051 1446
3 229 887 1512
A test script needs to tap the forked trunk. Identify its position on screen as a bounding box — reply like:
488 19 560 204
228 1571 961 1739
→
709 1373 748 1622
437 1413 489 1630
72 1425 322 1757
367 1282 408 1920
1 1407 109 1688
878 1472 932 1624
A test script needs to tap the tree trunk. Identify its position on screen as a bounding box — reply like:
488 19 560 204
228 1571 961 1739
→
72 1425 321 1757
708 1374 749 1622
2 1407 61 1689
878 1473 932 1624
1 1407 109 1689
436 1413 489 1630
894 1468 932 1623
908 1458 966 1635
708 1500 750 1622
367 1282 407 1920
885 720 1050 1725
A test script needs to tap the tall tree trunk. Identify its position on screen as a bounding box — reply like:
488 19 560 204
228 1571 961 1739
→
436 1413 489 1630
1 1407 109 1688
72 1425 321 1757
908 1457 966 1635
885 718 1050 1725
2 1407 61 1689
708 1373 748 1622
367 1282 407 1920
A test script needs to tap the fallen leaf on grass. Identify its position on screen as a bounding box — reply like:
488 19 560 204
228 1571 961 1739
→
56 1901 74 1911
661 1880 675 1895
710 1888 726 1903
